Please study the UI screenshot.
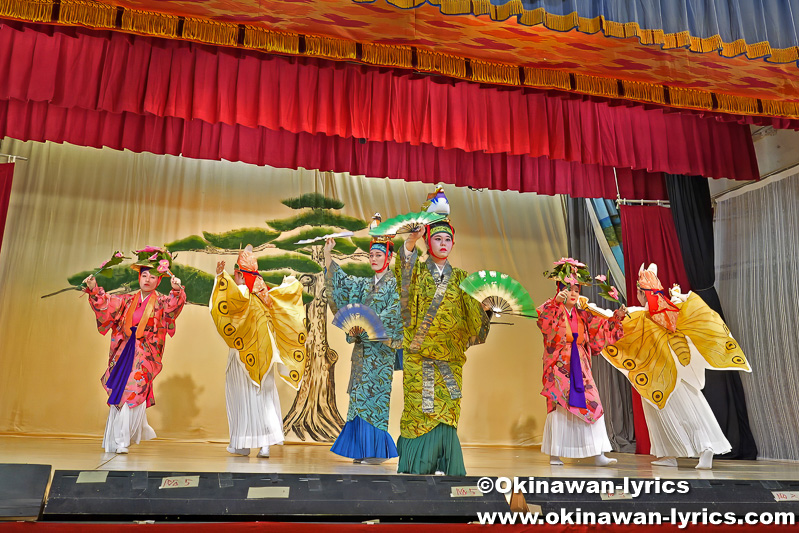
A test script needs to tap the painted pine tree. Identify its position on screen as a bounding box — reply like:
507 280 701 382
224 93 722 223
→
166 193 373 441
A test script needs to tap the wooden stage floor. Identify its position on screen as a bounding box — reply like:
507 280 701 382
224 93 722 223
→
2 435 798 482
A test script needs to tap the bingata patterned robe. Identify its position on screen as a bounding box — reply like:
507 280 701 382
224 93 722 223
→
326 261 403 431
394 248 491 438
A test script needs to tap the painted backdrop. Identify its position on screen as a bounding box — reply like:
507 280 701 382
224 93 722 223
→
0 137 566 446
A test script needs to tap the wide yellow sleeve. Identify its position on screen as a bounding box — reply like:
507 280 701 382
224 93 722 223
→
210 272 272 387
267 276 308 390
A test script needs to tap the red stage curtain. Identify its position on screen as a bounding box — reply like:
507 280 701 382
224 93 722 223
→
0 21 759 183
0 163 13 255
619 205 692 455
0 98 667 198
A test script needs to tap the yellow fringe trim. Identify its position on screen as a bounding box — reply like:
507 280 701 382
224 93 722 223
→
304 35 356 60
439 0 470 16
417 49 466 78
243 27 299 55
59 0 116 29
377 0 420 7
602 18 626 39
470 0 493 17
121 8 178 38
523 67 571 90
0 0 52 22
362 43 413 68
575 73 619 98
716 94 759 115
761 100 799 118
470 59 519 85
720 39 748 58
183 17 237 47
669 87 713 110
767 47 799 63
577 15 602 34
543 9 577 32
495 0 524 21
622 80 666 105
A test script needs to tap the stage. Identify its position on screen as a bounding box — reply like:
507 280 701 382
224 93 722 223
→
4 435 799 530
1 435 797 481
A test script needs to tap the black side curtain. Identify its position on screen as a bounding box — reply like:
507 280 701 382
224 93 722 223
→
665 174 758 460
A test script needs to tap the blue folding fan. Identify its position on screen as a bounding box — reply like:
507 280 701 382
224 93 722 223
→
332 303 389 341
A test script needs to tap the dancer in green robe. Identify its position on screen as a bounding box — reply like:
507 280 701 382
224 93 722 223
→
394 219 491 476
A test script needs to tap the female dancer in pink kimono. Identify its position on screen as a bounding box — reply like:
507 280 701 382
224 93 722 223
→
84 247 186 454
537 258 625 466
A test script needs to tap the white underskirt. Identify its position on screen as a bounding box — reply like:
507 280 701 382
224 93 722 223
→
643 382 732 458
541 405 613 458
102 402 156 453
226 349 284 449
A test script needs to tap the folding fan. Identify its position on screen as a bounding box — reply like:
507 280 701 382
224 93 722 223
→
295 231 354 245
332 303 389 340
368 211 447 236
459 270 538 318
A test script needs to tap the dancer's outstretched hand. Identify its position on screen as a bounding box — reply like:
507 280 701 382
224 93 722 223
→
216 260 226 276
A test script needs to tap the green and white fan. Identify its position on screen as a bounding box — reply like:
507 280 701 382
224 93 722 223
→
368 211 447 236
459 270 538 318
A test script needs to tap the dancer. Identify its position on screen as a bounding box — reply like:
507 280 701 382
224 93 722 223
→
538 258 625 466
603 264 750 469
83 246 186 454
394 189 492 476
211 245 307 458
324 215 403 463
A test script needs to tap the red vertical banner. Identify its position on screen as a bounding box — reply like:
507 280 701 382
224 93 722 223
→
0 162 14 255
620 205 692 455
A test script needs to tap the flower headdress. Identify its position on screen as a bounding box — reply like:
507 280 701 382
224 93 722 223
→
131 246 173 276
543 257 592 287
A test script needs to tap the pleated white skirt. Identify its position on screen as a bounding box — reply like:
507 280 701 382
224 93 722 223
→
643 381 731 458
541 405 612 458
226 349 285 449
102 402 156 453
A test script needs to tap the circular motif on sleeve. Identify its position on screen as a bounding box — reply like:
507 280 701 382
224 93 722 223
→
223 324 236 337
289 370 300 381
217 301 229 315
725 340 737 351
652 390 664 403
605 345 618 356
293 350 304 362
245 353 256 367
298 332 307 344
622 359 636 370
634 373 649 386
218 278 228 290
233 337 244 350
732 356 745 365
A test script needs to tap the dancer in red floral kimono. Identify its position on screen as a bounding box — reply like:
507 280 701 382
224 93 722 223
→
537 258 625 466
83 247 186 454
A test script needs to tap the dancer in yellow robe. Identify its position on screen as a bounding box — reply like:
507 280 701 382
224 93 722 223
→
211 245 307 458
602 264 751 469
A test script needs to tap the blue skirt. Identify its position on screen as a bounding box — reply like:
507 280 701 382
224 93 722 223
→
330 416 398 460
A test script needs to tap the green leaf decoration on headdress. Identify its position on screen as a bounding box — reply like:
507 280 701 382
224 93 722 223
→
543 257 593 286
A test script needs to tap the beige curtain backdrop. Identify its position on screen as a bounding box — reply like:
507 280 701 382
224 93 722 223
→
0 137 566 447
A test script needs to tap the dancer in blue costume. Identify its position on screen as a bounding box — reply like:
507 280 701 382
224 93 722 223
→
324 215 404 463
